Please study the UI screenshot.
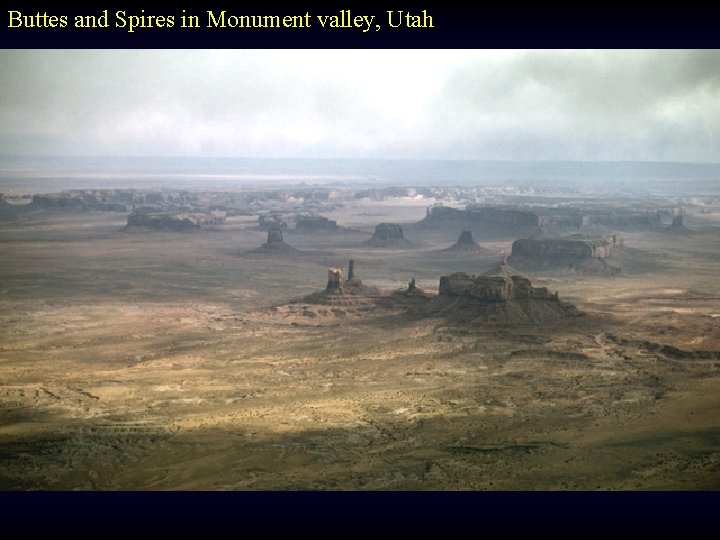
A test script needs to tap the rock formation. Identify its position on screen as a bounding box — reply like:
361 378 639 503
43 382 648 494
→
252 227 299 253
295 215 339 234
30 192 129 212
326 267 344 294
416 204 669 235
663 213 693 235
206 210 227 225
302 260 379 305
343 259 380 296
258 214 287 230
364 223 412 248
125 212 202 231
441 230 492 254
280 258 579 325
481 253 525 278
580 209 663 230
424 272 581 324
125 209 226 231
0 195 20 220
268 228 283 244
438 273 549 301
416 206 545 238
380 276 432 308
508 235 622 275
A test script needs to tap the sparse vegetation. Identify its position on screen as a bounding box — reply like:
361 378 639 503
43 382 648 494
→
1 186 720 489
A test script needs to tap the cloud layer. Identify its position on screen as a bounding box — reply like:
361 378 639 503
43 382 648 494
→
1 49 718 161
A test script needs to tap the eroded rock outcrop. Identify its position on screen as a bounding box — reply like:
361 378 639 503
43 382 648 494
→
0 195 20 220
416 204 673 236
302 260 379 305
481 253 525 278
343 259 380 296
580 210 663 230
326 267 344 294
364 223 412 248
381 276 432 308
125 212 202 231
441 230 492 254
258 214 287 230
438 273 555 302
125 208 226 231
276 259 580 325
508 235 622 275
416 206 545 238
424 272 581 324
31 192 129 212
662 213 693 235
295 215 339 234
252 227 298 253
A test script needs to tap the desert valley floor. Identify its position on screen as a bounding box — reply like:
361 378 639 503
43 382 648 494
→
1 195 720 489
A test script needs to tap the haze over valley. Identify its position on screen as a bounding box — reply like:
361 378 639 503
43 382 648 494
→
1 50 719 489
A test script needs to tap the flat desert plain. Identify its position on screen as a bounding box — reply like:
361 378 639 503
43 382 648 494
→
1 199 719 489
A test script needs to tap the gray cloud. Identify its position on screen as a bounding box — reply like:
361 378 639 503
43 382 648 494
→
423 50 720 161
0 49 718 162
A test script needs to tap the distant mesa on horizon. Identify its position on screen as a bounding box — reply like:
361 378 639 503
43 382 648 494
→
4 156 720 192
508 234 623 276
364 223 413 248
294 215 340 234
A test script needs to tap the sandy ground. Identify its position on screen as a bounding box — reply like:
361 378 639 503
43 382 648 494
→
1 204 719 489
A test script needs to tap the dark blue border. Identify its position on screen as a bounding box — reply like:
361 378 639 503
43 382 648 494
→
2 2 720 48
2 1 719 535
1 492 719 532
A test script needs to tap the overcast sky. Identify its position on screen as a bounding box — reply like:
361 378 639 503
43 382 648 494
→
1 49 718 162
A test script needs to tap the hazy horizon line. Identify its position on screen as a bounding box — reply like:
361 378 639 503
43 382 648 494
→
3 155 720 166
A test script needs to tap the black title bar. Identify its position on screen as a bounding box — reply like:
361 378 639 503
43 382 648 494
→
1 2 720 48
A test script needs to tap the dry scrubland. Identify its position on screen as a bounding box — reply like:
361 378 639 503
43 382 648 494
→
1 202 720 489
